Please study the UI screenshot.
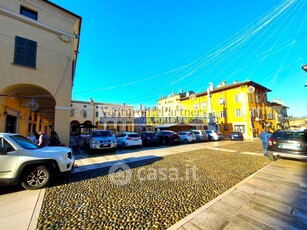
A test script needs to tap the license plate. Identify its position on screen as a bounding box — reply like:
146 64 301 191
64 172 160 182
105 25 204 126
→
133 139 138 141
174 139 178 141
279 143 300 150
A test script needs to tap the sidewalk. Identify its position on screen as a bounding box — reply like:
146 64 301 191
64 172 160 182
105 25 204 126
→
169 159 307 230
1 141 306 229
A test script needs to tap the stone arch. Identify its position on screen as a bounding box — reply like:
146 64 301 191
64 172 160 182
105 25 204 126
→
107 121 115 130
70 120 80 134
0 84 56 136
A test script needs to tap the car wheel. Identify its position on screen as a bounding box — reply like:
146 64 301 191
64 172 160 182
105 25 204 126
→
21 165 51 190
110 147 116 153
267 153 276 161
89 148 96 154
184 139 189 144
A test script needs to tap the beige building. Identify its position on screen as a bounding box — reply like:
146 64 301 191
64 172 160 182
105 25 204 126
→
0 0 81 145
157 90 194 124
70 100 135 135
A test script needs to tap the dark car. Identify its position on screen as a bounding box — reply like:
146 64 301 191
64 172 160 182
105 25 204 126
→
157 130 180 145
267 130 307 161
229 131 244 141
140 131 159 146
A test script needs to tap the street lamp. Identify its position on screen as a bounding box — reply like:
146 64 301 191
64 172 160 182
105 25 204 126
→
302 64 307 87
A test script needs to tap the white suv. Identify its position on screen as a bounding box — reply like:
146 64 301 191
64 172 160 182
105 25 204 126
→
116 132 142 148
0 133 74 190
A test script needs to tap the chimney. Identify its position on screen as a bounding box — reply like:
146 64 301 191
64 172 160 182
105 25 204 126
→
221 80 226 86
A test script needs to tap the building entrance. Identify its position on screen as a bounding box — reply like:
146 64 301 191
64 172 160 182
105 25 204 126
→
5 115 17 133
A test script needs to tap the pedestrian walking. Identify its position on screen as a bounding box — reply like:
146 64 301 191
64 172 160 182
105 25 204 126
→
38 130 48 147
259 128 271 156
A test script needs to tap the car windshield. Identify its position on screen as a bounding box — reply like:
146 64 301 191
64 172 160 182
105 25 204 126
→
92 131 112 137
143 133 157 137
128 134 140 138
274 131 307 141
10 135 39 150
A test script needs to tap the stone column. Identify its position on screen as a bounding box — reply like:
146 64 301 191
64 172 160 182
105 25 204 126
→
54 105 71 146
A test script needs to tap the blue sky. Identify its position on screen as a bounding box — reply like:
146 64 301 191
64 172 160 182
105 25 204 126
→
50 0 307 117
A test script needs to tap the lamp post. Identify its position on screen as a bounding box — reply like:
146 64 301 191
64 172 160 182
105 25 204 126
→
89 98 95 126
302 64 307 87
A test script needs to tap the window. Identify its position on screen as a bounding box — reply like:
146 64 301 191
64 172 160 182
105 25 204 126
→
267 113 273 120
249 94 253 102
234 109 242 117
0 138 15 152
83 105 87 108
234 94 240 103
194 103 199 109
202 101 206 108
219 110 226 118
20 6 38 20
255 94 260 103
14 36 37 68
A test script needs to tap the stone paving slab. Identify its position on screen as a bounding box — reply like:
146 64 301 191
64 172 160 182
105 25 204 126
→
168 160 307 230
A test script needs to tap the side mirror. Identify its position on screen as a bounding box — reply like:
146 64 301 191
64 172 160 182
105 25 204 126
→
0 147 8 155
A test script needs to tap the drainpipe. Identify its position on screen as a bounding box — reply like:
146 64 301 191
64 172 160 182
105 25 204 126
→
207 88 214 130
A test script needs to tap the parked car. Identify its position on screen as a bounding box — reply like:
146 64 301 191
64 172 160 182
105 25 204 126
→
205 130 223 141
157 130 180 145
87 130 117 153
116 132 142 149
177 131 196 143
229 131 244 141
140 131 159 146
267 130 307 161
0 133 74 190
190 130 208 142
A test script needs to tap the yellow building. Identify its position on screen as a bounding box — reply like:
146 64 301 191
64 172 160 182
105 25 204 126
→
0 0 81 145
179 80 278 139
70 100 134 135
266 99 289 130
178 80 291 139
145 107 159 131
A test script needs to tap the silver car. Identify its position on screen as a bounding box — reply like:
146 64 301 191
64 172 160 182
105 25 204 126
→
190 130 208 142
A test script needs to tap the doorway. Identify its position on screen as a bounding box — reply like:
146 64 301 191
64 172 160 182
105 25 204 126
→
5 115 17 133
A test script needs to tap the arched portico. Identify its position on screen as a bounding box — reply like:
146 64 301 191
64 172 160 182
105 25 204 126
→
0 84 72 145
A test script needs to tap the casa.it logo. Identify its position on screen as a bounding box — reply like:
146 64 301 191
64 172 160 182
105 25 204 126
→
108 163 132 186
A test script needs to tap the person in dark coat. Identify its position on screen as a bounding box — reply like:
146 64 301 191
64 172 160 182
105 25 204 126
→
49 130 61 146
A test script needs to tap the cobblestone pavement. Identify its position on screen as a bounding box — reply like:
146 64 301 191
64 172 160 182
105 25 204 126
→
36 140 270 229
